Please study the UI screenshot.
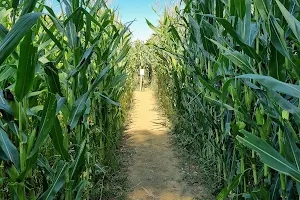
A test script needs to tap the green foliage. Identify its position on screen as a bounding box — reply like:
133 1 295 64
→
147 0 300 199
0 0 134 199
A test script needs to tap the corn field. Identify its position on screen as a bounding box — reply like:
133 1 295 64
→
146 0 300 199
0 0 134 199
2 0 300 199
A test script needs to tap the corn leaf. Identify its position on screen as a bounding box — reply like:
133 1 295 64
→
96 92 120 107
0 13 42 65
15 30 37 102
237 74 300 98
0 89 13 116
270 16 290 59
68 66 109 129
216 18 261 61
70 140 86 179
269 91 300 127
0 65 16 82
74 180 89 200
29 93 57 157
237 130 300 181
275 0 300 41
50 118 70 161
44 62 63 96
217 172 245 200
38 161 68 200
284 127 300 171
0 127 20 171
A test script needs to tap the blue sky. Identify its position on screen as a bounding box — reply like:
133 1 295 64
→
110 0 167 41
47 0 173 41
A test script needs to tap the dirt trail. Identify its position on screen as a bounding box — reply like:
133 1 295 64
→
124 90 211 200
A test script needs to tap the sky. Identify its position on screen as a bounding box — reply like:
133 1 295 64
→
110 0 168 41
46 0 174 41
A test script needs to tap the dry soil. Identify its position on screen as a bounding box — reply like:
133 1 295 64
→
124 90 213 200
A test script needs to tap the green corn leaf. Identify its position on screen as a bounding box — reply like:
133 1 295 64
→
87 65 110 93
21 0 38 16
275 0 300 41
44 62 63 96
0 25 19 60
28 105 44 115
74 180 89 200
269 91 300 127
270 16 290 59
216 18 261 61
26 90 47 98
70 140 86 179
197 76 222 97
269 45 286 81
270 176 280 199
43 6 64 33
0 148 9 161
200 19 219 56
7 121 18 136
115 42 131 64
222 79 234 103
40 23 64 51
56 95 66 115
50 118 70 161
223 51 254 73
85 15 91 46
38 161 68 200
0 24 19 60
169 25 181 43
29 93 57 157
0 65 16 82
63 7 81 26
216 0 224 18
284 127 300 170
68 66 109 129
0 24 8 39
37 157 54 178
254 0 271 21
0 12 42 65
204 95 236 111
65 21 77 49
110 21 133 59
233 0 246 19
68 93 89 129
237 130 300 181
95 92 120 107
209 39 255 73
0 127 20 171
67 42 98 79
146 19 157 32
15 30 37 102
217 172 245 200
237 74 300 98
0 89 13 116
82 9 108 29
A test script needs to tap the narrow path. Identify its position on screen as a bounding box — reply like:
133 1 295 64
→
124 90 211 200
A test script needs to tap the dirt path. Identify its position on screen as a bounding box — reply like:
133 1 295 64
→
124 90 212 200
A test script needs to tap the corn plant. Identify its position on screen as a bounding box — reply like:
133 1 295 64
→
147 0 300 199
0 0 133 199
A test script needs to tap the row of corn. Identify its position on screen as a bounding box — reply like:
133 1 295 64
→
147 0 300 199
0 0 134 199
